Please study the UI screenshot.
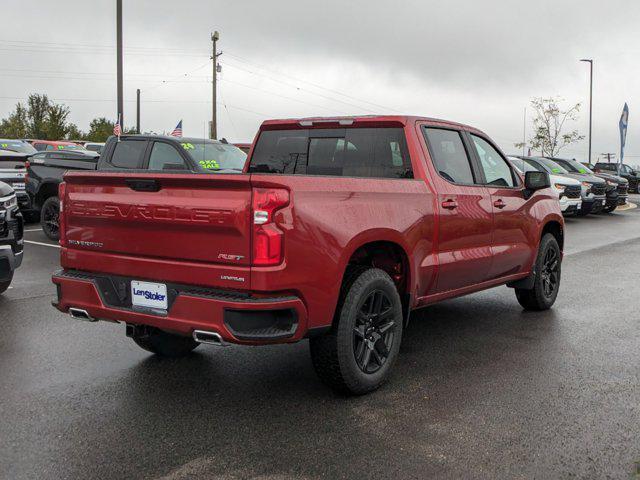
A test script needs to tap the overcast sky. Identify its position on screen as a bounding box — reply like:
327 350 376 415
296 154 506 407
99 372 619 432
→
2 0 639 163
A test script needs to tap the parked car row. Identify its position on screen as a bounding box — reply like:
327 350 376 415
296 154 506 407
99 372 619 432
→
508 156 629 216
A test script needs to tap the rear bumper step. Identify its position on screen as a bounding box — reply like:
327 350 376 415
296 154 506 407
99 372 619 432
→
52 270 308 345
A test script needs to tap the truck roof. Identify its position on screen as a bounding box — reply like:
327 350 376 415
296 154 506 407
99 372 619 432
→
259 115 485 134
112 134 231 145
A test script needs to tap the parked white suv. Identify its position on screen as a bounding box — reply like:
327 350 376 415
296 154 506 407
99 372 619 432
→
509 156 582 214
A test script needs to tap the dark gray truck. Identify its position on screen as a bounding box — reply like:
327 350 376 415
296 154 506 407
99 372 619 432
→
29 135 246 240
26 150 98 239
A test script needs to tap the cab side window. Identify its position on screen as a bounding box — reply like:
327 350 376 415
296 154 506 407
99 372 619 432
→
109 140 147 169
422 127 475 184
471 135 516 187
148 142 188 171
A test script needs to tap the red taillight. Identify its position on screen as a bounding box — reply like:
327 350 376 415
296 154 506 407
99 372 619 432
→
58 182 66 247
252 188 289 266
24 160 30 183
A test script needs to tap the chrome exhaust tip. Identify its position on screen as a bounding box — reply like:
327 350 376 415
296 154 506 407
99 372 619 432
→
68 308 97 322
192 329 226 346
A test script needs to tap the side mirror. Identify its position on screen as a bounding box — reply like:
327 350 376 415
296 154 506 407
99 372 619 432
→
524 171 550 198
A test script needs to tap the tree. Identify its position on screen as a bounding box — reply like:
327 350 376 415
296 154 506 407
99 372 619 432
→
0 103 28 138
44 103 71 140
86 117 115 142
516 97 584 157
66 123 85 140
26 94 52 139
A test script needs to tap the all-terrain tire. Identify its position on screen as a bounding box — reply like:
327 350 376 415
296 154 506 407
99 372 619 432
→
0 272 13 294
41 196 60 241
310 267 403 395
515 233 561 311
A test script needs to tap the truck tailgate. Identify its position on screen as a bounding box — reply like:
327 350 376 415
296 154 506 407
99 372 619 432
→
61 171 252 287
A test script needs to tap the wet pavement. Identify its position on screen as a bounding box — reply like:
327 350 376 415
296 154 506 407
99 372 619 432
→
1 201 639 479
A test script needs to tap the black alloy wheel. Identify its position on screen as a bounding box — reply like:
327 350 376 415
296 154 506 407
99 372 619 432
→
40 196 60 241
515 233 561 311
540 247 560 299
352 289 396 374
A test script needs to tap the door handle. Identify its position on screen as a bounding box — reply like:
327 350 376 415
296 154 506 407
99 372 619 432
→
125 179 161 192
493 199 506 209
441 199 458 210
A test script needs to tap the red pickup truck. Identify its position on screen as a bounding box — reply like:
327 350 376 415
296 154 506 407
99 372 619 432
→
52 117 563 394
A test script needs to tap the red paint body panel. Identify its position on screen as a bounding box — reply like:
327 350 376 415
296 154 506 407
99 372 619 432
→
53 115 564 344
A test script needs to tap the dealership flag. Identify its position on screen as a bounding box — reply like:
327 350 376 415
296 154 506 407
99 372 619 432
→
170 120 183 137
619 103 629 164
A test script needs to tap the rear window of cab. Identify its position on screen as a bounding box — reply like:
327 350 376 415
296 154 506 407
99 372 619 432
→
249 128 413 179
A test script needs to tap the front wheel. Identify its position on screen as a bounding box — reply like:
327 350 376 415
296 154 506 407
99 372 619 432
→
310 268 403 395
0 272 13 294
41 196 60 241
602 204 617 214
515 234 561 311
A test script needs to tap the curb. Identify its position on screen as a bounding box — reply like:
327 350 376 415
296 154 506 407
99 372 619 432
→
617 202 637 212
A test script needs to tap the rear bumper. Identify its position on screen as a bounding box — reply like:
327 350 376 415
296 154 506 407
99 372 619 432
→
52 270 309 345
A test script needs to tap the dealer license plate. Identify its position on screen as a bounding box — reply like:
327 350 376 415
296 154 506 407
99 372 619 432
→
131 281 168 310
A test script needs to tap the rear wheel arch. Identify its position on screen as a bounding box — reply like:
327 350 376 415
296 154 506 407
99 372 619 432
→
337 238 413 326
35 181 60 209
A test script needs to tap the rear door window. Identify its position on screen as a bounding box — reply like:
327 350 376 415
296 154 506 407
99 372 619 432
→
148 142 188 171
422 127 475 184
109 140 148 169
249 128 412 178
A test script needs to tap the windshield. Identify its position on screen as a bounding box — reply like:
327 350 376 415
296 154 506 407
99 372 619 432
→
180 141 247 172
522 158 545 173
536 157 569 175
55 144 84 151
553 158 593 174
0 140 36 154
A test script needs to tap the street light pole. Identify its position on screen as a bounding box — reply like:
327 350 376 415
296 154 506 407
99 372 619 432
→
116 0 124 127
580 59 593 164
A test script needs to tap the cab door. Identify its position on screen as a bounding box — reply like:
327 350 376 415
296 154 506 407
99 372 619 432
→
467 133 532 280
420 126 494 294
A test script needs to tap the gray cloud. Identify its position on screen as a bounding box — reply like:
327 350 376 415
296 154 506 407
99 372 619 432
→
1 0 639 162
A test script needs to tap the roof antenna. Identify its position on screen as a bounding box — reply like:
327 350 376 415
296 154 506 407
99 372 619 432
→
220 138 228 144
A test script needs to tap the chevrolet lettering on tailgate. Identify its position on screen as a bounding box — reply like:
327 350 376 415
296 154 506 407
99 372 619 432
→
68 202 233 224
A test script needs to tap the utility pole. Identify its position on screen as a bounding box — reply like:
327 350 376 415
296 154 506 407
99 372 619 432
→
580 59 593 164
210 31 221 139
116 0 124 127
136 89 141 134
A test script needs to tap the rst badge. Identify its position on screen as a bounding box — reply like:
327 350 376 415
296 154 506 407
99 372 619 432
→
218 253 245 261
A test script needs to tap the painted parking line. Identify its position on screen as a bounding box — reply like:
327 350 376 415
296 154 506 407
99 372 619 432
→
24 240 60 249
23 228 43 232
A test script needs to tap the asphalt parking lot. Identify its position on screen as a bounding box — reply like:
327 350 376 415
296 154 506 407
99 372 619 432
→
1 199 640 479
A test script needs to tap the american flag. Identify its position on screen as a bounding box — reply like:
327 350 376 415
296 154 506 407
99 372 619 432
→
113 115 122 138
170 120 183 137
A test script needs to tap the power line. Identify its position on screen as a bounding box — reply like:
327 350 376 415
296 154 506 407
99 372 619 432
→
218 78 352 115
224 51 404 114
222 61 379 114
